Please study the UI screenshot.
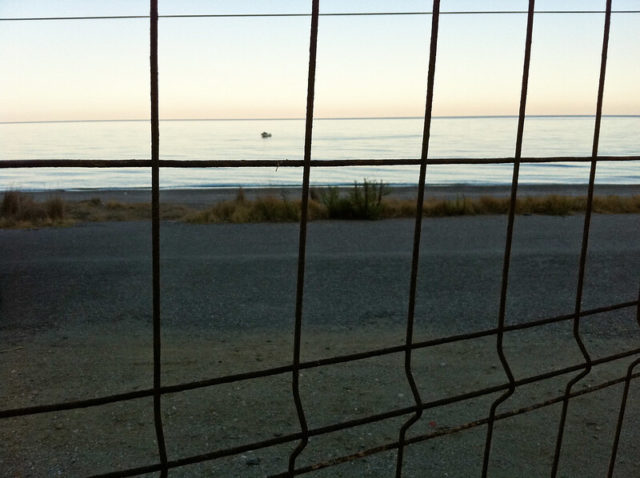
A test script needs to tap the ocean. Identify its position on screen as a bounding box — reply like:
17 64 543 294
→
0 116 638 191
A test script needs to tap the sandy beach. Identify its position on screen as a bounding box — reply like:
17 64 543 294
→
1 186 639 477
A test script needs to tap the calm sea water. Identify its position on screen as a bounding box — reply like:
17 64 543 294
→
0 116 638 190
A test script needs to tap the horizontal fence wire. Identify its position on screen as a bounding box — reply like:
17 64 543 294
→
2 10 640 22
2 155 640 169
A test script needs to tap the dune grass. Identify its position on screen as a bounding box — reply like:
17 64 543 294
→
0 191 193 228
0 191 70 228
184 189 327 224
1 185 639 228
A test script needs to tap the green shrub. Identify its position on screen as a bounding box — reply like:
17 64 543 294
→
319 180 390 220
318 186 352 219
348 179 389 219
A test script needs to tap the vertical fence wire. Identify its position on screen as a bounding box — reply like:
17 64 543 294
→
480 1 535 475
550 2 612 475
394 1 441 476
607 285 640 477
288 0 320 474
149 0 169 475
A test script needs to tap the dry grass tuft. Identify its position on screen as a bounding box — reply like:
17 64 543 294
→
184 195 303 224
593 194 640 214
1 191 69 228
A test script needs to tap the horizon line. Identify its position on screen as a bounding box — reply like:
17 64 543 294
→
2 114 639 125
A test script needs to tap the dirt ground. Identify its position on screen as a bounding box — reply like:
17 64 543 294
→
2 325 639 477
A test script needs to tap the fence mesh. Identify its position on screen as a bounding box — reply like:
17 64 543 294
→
1 1 639 477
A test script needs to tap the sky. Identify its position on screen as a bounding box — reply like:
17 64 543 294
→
0 0 638 122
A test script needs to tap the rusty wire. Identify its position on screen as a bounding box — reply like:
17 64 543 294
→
84 346 640 478
149 1 168 476
394 0 440 476
481 1 535 475
288 1 320 475
86 360 640 478
551 2 613 475
273 370 640 478
609 358 640 477
608 285 640 477
2 155 638 170
2 10 640 22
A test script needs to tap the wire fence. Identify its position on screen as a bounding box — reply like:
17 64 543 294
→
1 1 639 477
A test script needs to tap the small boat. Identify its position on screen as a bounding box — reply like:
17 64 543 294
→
261 131 272 138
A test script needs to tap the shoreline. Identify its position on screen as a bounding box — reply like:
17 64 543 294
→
23 183 640 207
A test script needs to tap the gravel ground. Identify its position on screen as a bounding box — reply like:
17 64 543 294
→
1 213 639 477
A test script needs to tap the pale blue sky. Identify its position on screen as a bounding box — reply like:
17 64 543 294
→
1 0 638 121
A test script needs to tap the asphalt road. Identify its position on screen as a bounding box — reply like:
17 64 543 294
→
1 214 638 337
